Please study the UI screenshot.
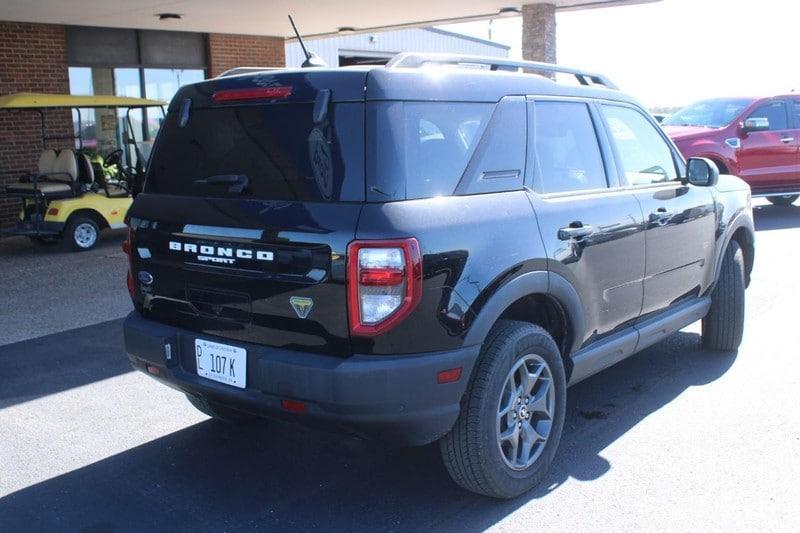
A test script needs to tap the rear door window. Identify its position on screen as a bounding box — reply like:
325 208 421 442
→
531 101 608 194
145 102 364 201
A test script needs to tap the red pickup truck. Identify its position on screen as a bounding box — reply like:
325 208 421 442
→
663 95 800 205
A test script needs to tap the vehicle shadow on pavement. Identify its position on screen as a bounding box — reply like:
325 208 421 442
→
753 204 800 232
0 318 130 409
0 331 737 531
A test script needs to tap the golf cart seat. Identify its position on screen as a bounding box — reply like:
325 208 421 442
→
5 149 79 198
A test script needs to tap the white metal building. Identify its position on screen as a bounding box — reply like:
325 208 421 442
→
285 27 509 67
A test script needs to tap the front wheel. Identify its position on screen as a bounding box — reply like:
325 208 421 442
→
702 241 745 352
439 321 566 498
63 215 100 252
767 194 798 206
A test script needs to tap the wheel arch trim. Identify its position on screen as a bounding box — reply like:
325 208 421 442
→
463 270 585 357
713 211 755 290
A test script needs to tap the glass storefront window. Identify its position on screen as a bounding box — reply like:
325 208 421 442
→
68 66 203 166
144 68 205 138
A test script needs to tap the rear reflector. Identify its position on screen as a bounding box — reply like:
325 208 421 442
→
359 267 404 286
437 367 462 384
281 399 306 414
47 207 59 216
212 86 293 103
146 364 160 376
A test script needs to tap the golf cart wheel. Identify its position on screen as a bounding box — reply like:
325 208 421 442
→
186 394 255 424
439 320 566 499
767 194 798 206
64 215 100 252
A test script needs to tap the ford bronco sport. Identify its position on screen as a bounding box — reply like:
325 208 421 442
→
123 53 755 498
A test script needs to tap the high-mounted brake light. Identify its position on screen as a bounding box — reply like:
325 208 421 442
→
212 86 293 103
347 238 422 337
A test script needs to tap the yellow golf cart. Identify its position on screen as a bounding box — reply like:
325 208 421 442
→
0 93 165 251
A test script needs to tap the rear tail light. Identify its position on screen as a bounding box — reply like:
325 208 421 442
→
123 227 135 300
347 238 422 337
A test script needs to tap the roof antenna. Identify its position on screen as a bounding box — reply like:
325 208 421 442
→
288 15 327 68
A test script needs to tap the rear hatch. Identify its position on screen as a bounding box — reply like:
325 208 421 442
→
127 70 367 355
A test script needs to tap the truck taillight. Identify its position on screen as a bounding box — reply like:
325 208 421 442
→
347 238 422 337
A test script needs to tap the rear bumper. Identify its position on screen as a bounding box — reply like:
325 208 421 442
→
124 312 479 446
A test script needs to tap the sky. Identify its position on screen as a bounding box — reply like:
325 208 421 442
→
438 0 800 109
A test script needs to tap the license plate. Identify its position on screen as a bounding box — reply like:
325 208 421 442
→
195 339 247 389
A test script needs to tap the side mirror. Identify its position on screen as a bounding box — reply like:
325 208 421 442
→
741 117 769 133
686 157 719 187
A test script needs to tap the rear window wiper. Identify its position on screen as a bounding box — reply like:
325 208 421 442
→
193 174 249 194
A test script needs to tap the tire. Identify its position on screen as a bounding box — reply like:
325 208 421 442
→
767 194 798 206
186 394 255 424
63 215 100 252
702 240 745 352
439 320 567 499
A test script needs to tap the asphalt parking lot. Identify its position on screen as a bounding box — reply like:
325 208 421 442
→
1 201 799 531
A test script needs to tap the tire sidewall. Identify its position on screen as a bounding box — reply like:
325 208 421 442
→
65 216 99 252
477 326 567 495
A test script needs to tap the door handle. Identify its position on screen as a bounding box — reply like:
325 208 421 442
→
649 207 673 224
780 137 795 144
558 222 594 241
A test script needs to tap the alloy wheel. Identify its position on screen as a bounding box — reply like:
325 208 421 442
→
496 353 555 471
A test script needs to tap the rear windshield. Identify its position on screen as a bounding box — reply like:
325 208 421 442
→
145 102 364 201
367 102 493 201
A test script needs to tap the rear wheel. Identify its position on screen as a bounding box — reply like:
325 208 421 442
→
439 320 566 498
186 394 255 423
767 194 798 206
702 241 745 352
63 215 99 252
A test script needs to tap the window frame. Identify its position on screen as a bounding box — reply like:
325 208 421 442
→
596 101 687 190
525 96 620 198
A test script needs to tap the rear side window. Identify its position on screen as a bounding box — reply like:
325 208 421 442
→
145 102 364 201
367 102 492 201
601 105 678 186
747 101 789 131
531 101 607 194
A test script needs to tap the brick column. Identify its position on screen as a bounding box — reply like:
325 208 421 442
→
0 21 71 230
207 33 286 77
522 3 557 64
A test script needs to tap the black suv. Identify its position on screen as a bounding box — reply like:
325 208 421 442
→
123 53 754 498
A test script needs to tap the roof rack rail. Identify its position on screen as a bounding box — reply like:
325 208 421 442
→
217 67 282 78
385 53 617 90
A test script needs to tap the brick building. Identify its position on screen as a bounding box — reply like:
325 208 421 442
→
0 22 284 229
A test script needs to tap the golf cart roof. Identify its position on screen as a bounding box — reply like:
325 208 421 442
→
0 92 166 109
